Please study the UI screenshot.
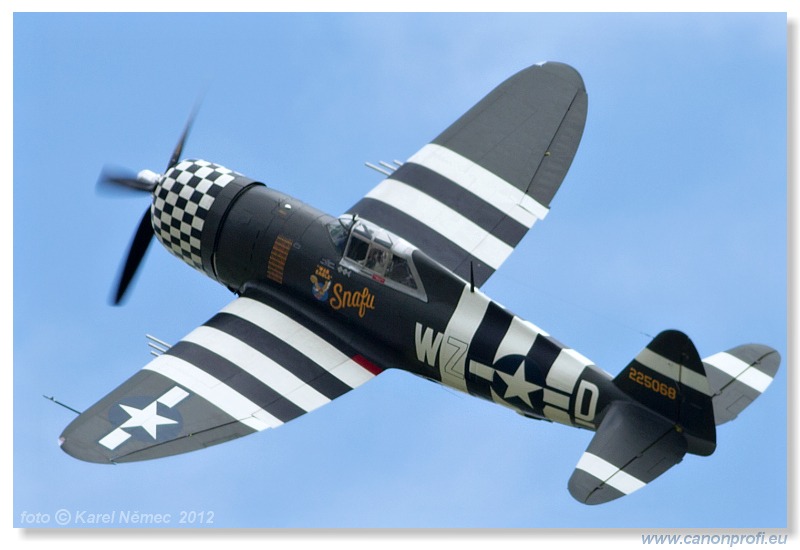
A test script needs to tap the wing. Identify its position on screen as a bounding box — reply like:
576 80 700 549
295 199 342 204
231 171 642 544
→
59 293 382 463
348 61 588 286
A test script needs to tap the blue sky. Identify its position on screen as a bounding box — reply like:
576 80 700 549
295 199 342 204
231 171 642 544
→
12 11 788 534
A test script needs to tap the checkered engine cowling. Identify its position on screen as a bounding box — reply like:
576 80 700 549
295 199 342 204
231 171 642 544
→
151 159 238 273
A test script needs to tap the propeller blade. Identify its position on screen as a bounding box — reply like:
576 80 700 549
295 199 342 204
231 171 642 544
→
167 104 200 171
97 167 155 195
113 208 154 305
102 104 200 305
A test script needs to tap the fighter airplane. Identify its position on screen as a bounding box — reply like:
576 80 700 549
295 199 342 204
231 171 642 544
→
59 62 780 505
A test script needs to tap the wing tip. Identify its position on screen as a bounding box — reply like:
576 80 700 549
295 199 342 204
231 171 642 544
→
535 60 586 91
58 433 116 464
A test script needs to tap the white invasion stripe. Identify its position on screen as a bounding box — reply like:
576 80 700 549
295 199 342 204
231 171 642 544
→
441 286 492 391
409 143 549 225
703 351 748 378
704 352 772 393
543 405 572 426
546 348 590 394
520 318 549 337
328 357 375 388
576 452 646 495
366 178 513 269
637 348 711 396
494 316 540 363
737 367 773 394
182 326 330 413
144 354 279 432
224 297 375 389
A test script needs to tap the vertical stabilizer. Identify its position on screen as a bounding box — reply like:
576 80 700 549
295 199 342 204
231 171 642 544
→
613 330 716 456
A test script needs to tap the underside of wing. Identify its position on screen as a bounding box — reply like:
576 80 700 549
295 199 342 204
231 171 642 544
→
59 294 382 463
349 61 588 286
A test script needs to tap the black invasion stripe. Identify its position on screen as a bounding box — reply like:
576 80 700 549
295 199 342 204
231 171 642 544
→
238 285 364 360
469 302 515 366
205 312 353 400
237 285 383 368
166 341 307 424
350 197 495 286
390 163 528 247
528 334 564 373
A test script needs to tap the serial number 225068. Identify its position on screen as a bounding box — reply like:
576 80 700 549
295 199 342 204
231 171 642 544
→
628 367 677 400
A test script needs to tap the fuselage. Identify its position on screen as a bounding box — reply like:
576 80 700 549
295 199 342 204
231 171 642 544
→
152 159 629 432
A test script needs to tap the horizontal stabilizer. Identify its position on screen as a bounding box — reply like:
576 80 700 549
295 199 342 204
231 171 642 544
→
568 401 687 505
703 345 780 425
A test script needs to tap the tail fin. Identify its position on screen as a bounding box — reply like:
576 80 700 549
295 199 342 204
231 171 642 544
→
568 330 716 505
613 330 716 456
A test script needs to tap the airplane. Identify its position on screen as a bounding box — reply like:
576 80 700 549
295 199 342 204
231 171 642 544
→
59 61 780 505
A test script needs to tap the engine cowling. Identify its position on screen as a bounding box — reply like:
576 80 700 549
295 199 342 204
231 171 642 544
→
150 159 263 280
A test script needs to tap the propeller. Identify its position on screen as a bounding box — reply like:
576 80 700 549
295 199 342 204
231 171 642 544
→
113 208 156 305
101 108 198 305
97 167 161 195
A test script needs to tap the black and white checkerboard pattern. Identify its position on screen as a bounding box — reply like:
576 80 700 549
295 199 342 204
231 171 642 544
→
151 159 236 271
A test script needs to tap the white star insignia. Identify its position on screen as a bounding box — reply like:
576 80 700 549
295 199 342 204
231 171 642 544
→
118 401 178 439
99 386 190 451
495 358 542 408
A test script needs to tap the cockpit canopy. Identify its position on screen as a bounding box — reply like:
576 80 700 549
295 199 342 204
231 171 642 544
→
328 215 426 300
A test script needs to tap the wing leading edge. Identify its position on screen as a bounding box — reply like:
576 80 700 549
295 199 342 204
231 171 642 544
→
349 61 588 286
59 294 381 463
